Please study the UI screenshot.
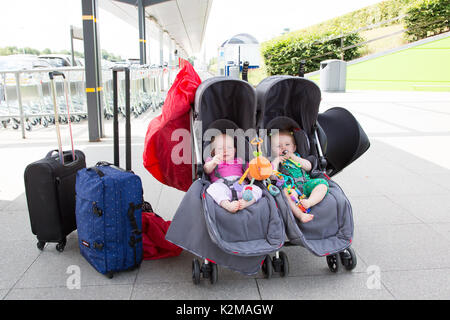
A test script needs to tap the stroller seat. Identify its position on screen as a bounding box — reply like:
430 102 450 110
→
200 119 284 256
256 75 370 272
261 116 354 257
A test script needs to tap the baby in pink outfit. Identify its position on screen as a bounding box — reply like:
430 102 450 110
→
204 134 262 213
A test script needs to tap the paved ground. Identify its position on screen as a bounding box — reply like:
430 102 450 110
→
0 89 449 300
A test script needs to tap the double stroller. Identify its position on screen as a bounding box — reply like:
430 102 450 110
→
165 75 370 284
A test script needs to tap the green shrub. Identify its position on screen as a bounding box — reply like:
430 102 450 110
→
261 0 449 75
281 0 419 40
261 0 422 75
262 31 363 75
403 0 450 41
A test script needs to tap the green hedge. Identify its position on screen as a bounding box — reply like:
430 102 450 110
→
261 0 420 75
261 0 449 75
273 0 419 42
403 0 450 41
262 31 363 75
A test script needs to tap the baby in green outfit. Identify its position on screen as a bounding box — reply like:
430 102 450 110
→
271 130 329 223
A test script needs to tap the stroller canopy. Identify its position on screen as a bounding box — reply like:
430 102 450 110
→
256 76 321 135
318 107 370 176
195 77 257 135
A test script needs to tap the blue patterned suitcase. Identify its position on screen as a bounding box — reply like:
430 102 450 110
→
75 164 143 278
75 67 143 278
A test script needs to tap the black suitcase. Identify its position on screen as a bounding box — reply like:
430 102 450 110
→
24 71 86 252
25 150 86 251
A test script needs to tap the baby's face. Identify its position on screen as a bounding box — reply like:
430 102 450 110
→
213 134 235 162
271 133 296 156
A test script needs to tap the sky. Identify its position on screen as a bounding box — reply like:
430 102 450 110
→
0 0 384 62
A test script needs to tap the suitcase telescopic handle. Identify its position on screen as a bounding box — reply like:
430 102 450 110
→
46 149 78 162
49 71 65 80
112 67 131 171
49 71 75 165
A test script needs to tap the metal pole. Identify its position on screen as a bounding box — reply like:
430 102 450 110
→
81 0 103 142
3 74 12 122
238 45 240 73
138 0 147 92
92 0 104 138
14 72 26 139
66 70 74 112
138 0 146 65
125 69 131 171
70 26 76 66
159 28 164 90
113 70 119 167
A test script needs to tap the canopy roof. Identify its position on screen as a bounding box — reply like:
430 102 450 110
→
220 33 259 47
100 0 212 55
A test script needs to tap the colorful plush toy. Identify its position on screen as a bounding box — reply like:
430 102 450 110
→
234 137 280 200
272 169 311 214
286 186 311 213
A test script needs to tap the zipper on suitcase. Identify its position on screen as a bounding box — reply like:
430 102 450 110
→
100 178 108 274
121 189 128 270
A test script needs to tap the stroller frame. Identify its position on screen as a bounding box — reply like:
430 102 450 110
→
168 74 367 285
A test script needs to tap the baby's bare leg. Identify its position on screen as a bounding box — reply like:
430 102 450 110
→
283 188 314 223
238 198 256 210
300 184 328 209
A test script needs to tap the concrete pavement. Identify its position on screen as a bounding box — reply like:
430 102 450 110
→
1 89 449 300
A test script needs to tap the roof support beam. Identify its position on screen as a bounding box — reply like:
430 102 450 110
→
81 0 104 142
112 0 171 8
138 0 147 64
143 0 171 6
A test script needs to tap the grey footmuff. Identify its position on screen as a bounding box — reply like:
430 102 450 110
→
166 179 284 275
273 179 354 256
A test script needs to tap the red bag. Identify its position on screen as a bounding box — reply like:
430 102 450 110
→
142 206 182 260
143 59 202 192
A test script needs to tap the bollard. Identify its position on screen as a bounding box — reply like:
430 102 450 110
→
298 60 306 78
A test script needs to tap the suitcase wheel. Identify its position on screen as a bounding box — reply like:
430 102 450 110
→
37 241 45 251
106 272 114 279
56 239 67 252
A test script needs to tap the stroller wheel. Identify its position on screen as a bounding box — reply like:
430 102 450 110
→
192 259 201 285
326 254 340 273
262 255 273 279
210 263 218 285
279 251 289 277
340 247 357 271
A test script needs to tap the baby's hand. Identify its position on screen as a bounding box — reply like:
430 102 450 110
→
212 154 222 165
279 152 290 162
290 153 302 163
